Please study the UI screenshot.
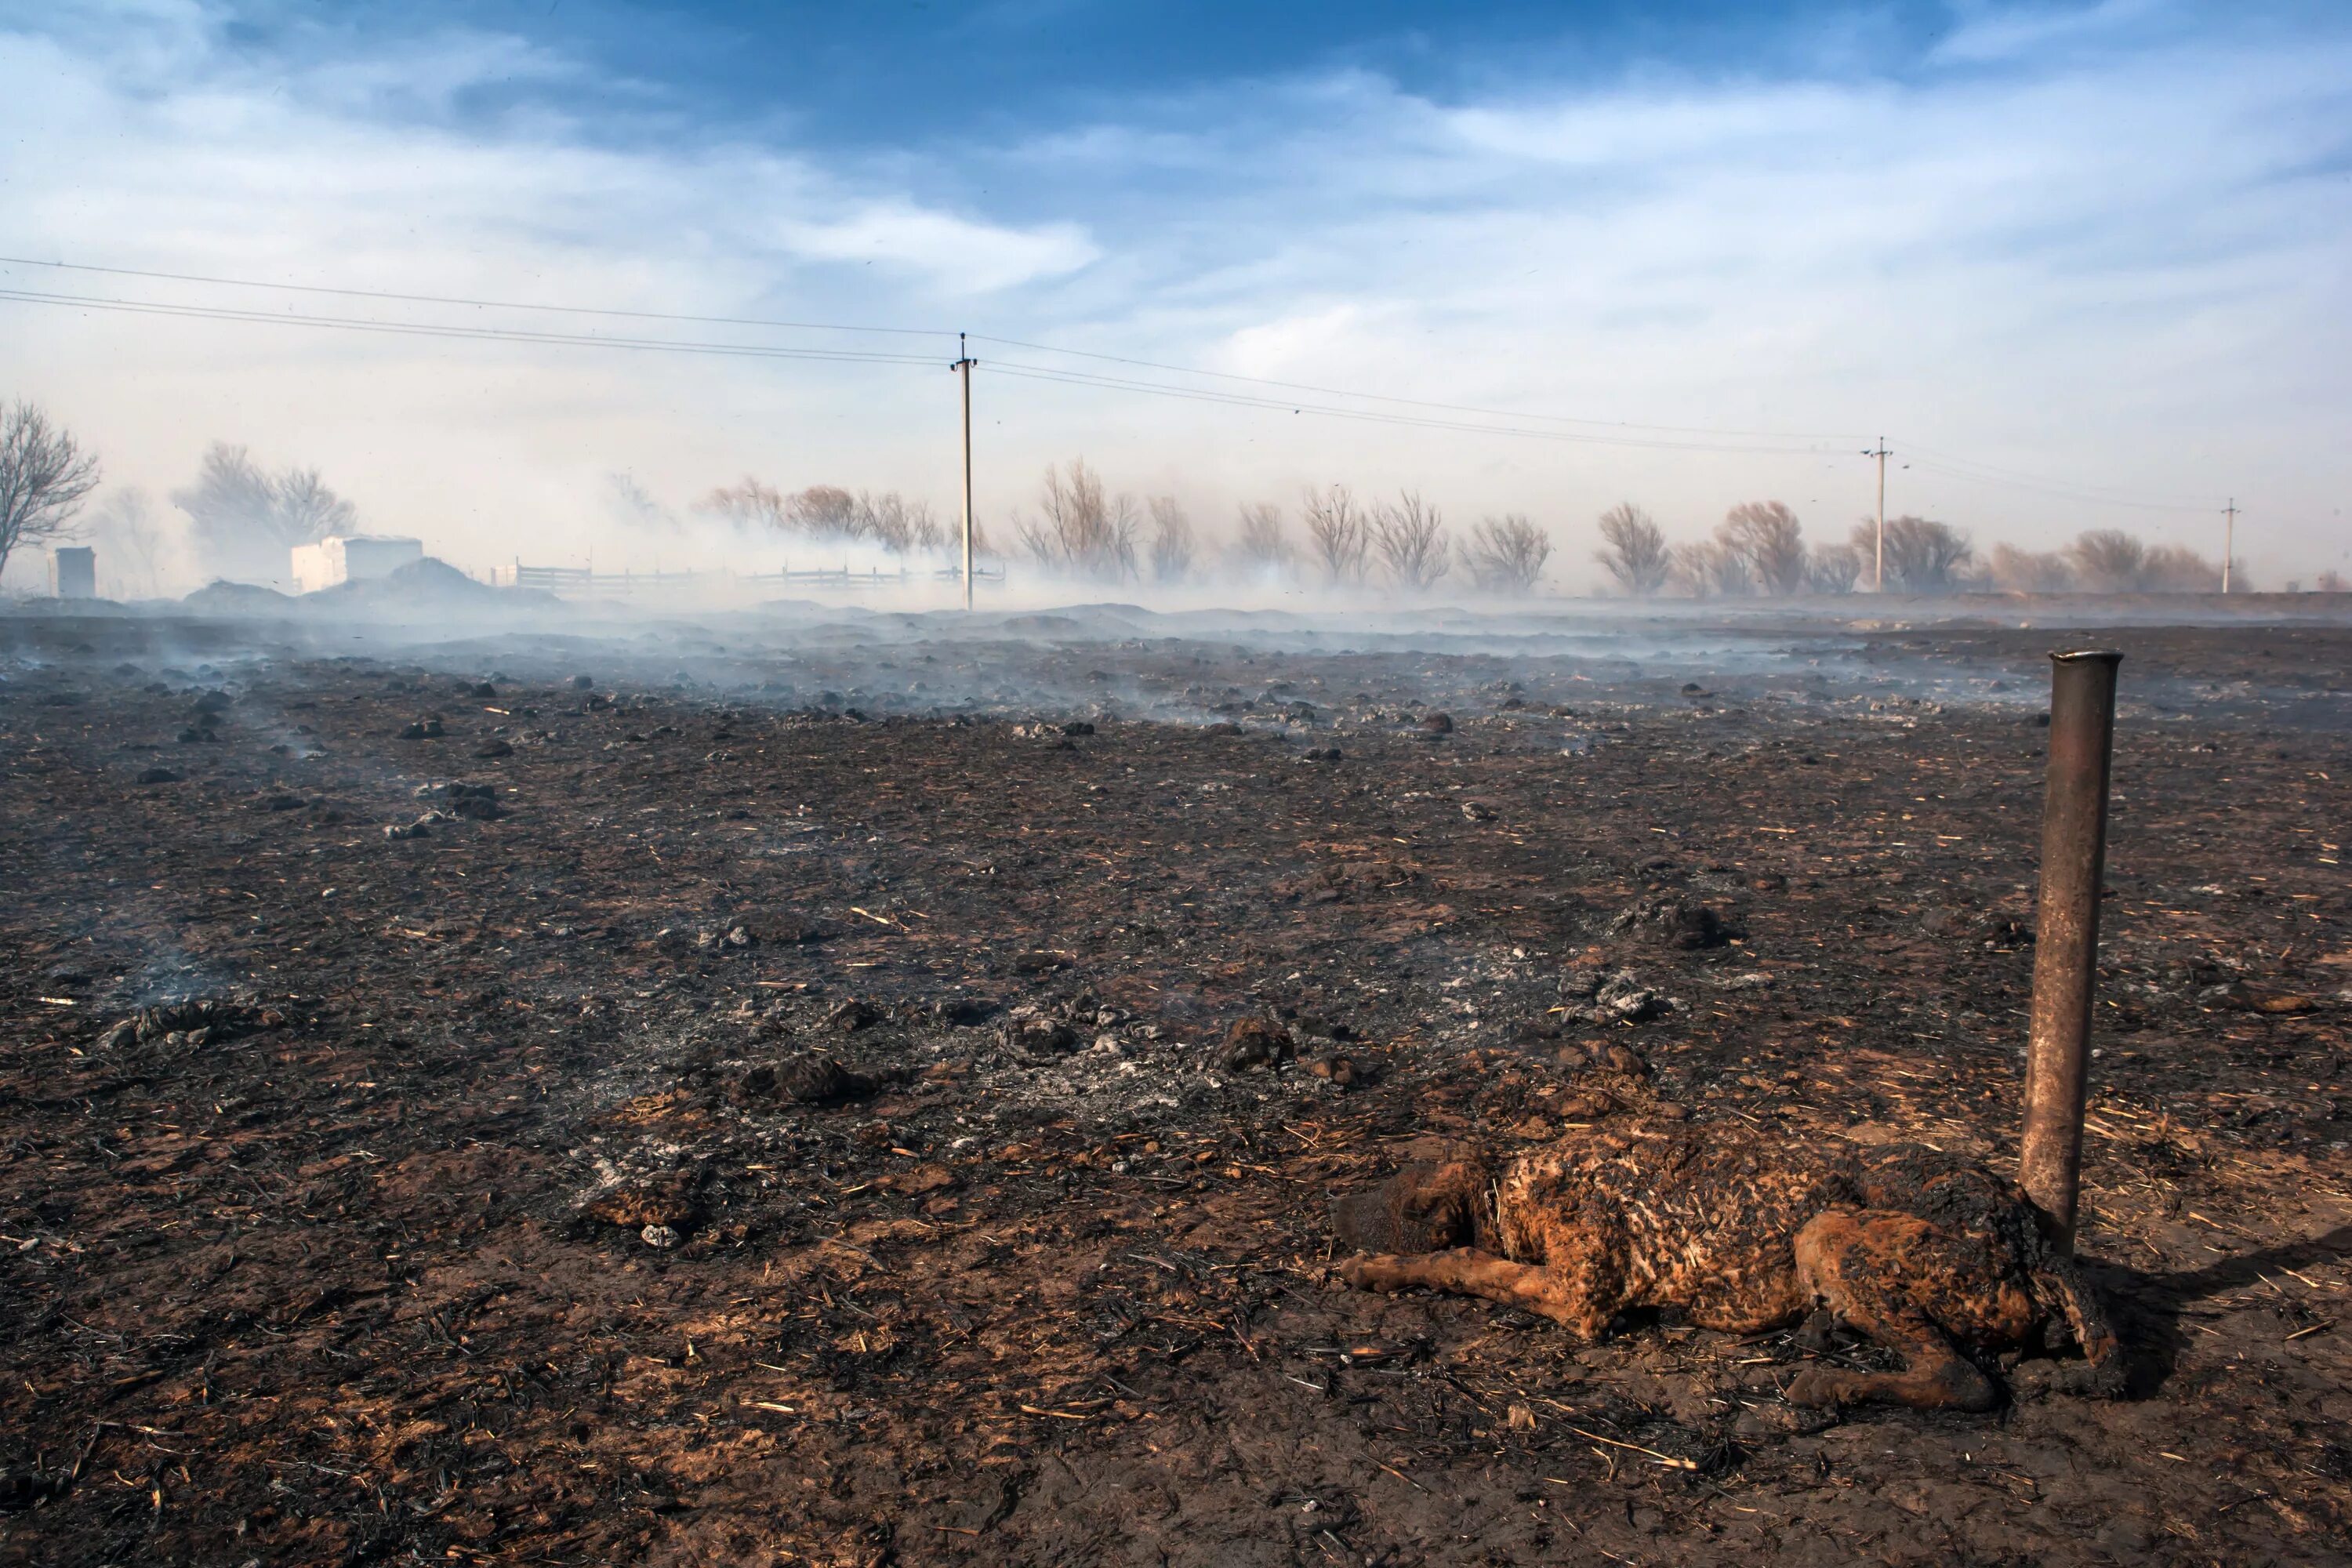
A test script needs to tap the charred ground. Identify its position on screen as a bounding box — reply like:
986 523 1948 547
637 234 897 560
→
2 607 2348 1565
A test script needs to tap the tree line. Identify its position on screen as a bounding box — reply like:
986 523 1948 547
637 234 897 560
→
1593 503 2248 597
1010 460 1555 593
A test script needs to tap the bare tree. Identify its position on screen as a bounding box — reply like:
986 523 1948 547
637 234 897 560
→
2143 543 2227 592
1018 459 1137 579
1148 496 1196 583
852 492 942 553
1808 543 1861 594
1719 501 1808 595
172 443 361 580
1232 503 1289 568
606 473 679 533
0 401 101 581
85 488 172 598
1301 485 1370 585
1461 514 1552 594
1373 491 1450 592
701 478 792 532
1853 517 1973 594
1593 503 1670 596
1671 539 1751 597
274 467 357 542
789 485 861 536
2064 529 2146 591
1987 543 2074 593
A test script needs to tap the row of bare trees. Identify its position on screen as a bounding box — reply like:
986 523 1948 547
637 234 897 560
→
699 478 946 554
1987 531 2241 593
1598 503 1973 597
1012 463 1556 593
1593 503 2250 597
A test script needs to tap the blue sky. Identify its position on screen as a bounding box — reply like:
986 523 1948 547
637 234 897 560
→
3 0 2348 585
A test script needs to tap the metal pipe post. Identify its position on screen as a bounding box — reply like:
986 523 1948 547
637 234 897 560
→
2019 648 2123 1250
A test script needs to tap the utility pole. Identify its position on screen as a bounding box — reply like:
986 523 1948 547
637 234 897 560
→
952 333 977 611
2221 499 2238 594
1864 437 1891 592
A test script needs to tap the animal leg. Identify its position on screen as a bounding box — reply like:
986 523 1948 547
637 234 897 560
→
1788 1210 1999 1412
2032 1254 2126 1397
1338 1247 1612 1339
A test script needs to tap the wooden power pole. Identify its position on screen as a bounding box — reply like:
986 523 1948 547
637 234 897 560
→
953 333 976 611
1864 437 1891 592
2222 499 2238 593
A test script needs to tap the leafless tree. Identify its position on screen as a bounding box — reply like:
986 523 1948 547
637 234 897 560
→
1301 485 1370 585
1671 539 1751 598
85 488 172 598
1148 496 1196 583
1232 503 1289 568
1373 491 1450 592
0 401 100 581
1853 516 1973 594
789 485 861 536
274 467 357 543
1987 543 2074 593
853 492 943 553
605 472 679 533
1461 514 1552 594
1018 459 1137 580
1593 503 1670 596
2142 543 2227 593
1808 543 1861 594
174 443 361 581
700 477 793 532
2064 529 2145 591
1719 501 1808 595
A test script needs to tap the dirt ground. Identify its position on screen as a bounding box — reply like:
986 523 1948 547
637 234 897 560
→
2 601 2348 1566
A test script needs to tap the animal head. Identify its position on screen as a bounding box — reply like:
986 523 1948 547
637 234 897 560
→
1331 1160 1493 1254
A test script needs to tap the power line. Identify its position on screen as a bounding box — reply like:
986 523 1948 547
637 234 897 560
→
0 252 2231 517
971 332 1861 443
2 252 1857 443
0 254 951 341
982 360 1849 456
1901 453 2212 516
0 288 942 367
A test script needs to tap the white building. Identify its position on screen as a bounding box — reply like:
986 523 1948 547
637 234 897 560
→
50 546 96 599
291 535 424 593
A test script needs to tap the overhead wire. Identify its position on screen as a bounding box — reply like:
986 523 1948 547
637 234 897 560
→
1900 453 2212 516
0 254 952 340
2 252 2222 514
982 360 1853 456
0 288 942 367
971 332 1862 443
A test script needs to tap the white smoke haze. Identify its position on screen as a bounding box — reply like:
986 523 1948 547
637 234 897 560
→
1 1 2348 597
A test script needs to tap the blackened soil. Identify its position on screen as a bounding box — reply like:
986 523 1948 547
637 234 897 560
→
2 613 2348 1566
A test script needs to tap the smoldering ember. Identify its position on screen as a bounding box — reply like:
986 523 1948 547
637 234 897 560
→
2 592 2349 1568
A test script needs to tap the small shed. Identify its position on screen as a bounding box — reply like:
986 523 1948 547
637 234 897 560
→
292 535 424 593
50 546 96 600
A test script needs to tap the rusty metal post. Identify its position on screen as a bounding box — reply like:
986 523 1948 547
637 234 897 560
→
2020 649 2122 1250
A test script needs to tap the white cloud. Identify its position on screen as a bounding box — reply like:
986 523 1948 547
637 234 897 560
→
775 203 1098 295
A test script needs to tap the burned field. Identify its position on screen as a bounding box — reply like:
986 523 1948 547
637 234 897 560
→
2 608 2349 1566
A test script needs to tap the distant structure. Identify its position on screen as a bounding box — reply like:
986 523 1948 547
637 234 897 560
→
291 535 423 594
49 546 96 600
